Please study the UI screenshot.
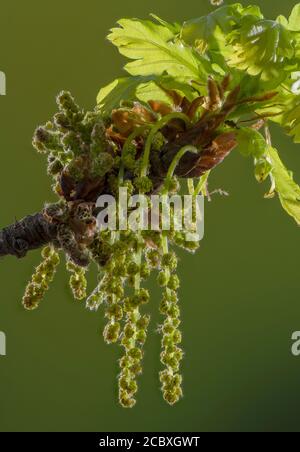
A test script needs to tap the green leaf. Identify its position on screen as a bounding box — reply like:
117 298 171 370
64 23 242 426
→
277 3 300 60
283 100 300 143
254 72 300 143
135 82 172 105
263 79 300 143
150 14 181 35
276 5 300 31
254 157 273 183
266 147 300 225
227 18 294 83
97 76 154 113
181 4 262 53
136 76 197 104
287 3 300 31
97 74 199 114
236 127 267 158
107 18 212 81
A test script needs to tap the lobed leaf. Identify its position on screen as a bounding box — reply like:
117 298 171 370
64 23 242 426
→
236 127 267 158
283 101 300 143
107 18 212 81
254 157 272 183
149 14 181 35
97 76 154 114
277 3 300 61
288 3 300 31
266 147 300 225
227 18 294 84
97 75 198 113
181 3 262 52
277 3 300 32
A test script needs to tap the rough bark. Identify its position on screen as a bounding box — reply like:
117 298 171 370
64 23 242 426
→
0 213 58 259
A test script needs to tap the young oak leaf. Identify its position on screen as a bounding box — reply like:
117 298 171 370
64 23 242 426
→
277 3 300 60
97 75 198 114
107 18 212 81
253 73 300 137
268 85 300 143
254 157 273 183
277 3 300 32
266 146 300 225
181 4 262 54
283 101 300 143
97 76 155 114
227 18 294 85
236 127 267 158
287 3 300 31
149 14 181 35
136 77 197 104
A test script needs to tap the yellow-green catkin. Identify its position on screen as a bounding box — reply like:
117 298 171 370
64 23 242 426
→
119 293 150 408
102 270 123 344
86 231 112 311
29 89 207 408
86 280 104 311
66 260 87 300
22 246 60 310
102 236 127 345
118 235 150 408
159 243 184 405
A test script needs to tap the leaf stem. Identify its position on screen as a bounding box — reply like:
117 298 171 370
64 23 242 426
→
161 145 198 195
141 113 191 177
119 125 150 184
194 171 210 196
264 124 276 195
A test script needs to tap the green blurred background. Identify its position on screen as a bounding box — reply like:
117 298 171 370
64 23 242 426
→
0 0 300 432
